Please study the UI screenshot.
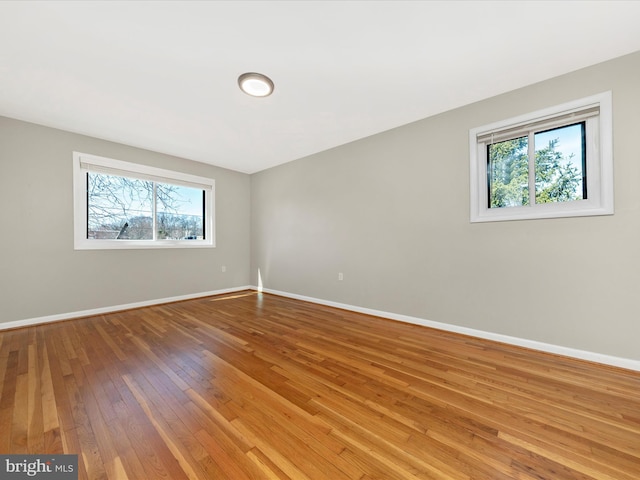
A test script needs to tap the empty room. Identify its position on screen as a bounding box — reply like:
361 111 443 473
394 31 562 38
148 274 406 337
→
1 1 639 479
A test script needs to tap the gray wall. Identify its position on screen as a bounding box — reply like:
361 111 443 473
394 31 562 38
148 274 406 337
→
2 51 639 361
0 117 251 323
251 51 640 361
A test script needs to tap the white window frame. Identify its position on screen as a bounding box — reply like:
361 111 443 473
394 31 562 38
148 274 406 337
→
469 92 613 223
73 152 215 249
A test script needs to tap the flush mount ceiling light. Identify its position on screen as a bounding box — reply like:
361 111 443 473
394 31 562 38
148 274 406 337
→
238 72 274 97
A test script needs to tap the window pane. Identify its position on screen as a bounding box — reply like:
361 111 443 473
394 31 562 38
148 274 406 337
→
87 172 153 239
535 122 586 204
156 183 204 240
487 136 529 208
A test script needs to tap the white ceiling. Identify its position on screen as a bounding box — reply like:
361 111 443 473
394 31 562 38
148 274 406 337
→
1 1 640 174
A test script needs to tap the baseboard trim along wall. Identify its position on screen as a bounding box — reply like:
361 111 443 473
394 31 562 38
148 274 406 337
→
0 286 253 331
255 286 640 373
3 284 638 372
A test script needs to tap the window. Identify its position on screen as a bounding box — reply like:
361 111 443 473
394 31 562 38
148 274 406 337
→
73 152 215 249
469 92 613 222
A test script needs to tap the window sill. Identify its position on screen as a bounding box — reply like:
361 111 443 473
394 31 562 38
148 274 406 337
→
74 239 215 250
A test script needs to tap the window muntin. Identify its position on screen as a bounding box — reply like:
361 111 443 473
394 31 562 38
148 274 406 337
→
470 92 613 222
74 152 215 249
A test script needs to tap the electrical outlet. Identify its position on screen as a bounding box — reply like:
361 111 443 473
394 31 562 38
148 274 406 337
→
338 272 343 281
221 265 226 273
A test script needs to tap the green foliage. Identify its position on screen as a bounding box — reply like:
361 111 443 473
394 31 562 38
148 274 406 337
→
489 135 582 208
534 138 582 204
488 136 529 207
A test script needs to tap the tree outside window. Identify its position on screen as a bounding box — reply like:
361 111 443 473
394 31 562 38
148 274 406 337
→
87 173 205 240
487 123 585 209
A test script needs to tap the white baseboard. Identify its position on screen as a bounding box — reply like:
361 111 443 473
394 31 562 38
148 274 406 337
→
5 284 637 372
0 286 253 331
253 286 640 373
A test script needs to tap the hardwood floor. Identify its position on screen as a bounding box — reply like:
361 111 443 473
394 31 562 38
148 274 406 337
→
0 291 639 479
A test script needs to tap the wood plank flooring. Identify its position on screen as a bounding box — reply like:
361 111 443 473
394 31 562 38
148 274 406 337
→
0 291 639 479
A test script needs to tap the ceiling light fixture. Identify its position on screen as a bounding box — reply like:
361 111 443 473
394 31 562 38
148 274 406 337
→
238 72 274 97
